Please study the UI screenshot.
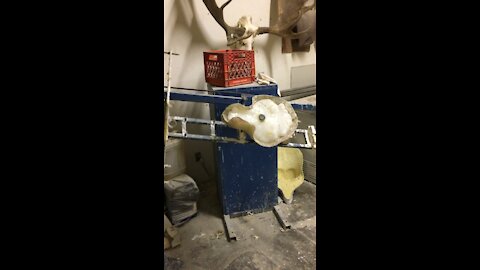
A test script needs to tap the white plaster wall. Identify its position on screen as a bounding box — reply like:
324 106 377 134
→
164 0 316 183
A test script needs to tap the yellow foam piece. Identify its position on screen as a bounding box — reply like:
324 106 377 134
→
278 147 304 201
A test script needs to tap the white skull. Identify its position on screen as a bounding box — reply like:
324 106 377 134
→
229 16 258 50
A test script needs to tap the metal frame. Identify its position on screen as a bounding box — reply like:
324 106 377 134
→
164 90 316 111
168 116 316 149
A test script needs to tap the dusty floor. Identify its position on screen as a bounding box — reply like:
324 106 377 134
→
165 177 317 270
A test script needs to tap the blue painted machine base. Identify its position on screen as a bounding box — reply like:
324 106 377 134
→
212 83 279 216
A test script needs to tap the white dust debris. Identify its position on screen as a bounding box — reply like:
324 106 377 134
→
191 233 206 240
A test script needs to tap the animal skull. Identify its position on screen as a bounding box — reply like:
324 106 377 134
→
229 16 258 50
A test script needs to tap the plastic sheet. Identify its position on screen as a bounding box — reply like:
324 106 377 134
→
164 174 199 225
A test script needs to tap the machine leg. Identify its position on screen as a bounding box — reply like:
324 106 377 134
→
223 215 237 241
273 199 292 230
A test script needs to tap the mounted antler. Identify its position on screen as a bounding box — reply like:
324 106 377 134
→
202 0 248 47
203 0 316 50
257 0 316 38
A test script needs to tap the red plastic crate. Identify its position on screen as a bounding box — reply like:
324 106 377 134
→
203 50 255 87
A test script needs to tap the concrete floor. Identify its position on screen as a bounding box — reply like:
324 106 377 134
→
165 177 317 270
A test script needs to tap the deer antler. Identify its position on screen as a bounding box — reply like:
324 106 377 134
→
203 0 317 49
203 0 248 45
257 0 316 38
203 0 315 47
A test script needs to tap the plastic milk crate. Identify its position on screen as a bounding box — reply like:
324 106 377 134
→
203 49 256 87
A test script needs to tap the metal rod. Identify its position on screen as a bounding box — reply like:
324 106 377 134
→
280 85 316 96
164 51 173 158
166 52 173 107
164 86 212 92
165 91 244 105
171 116 225 126
169 132 312 148
282 142 312 149
282 91 317 101
163 51 179 55
163 86 250 97
169 132 242 144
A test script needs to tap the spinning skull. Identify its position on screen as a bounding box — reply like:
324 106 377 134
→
222 95 298 147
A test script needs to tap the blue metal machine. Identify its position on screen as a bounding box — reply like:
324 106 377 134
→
164 82 316 239
165 83 315 210
211 83 280 216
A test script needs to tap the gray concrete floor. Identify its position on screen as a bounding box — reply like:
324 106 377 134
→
165 178 316 270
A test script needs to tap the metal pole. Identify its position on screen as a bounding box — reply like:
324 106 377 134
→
164 51 173 164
